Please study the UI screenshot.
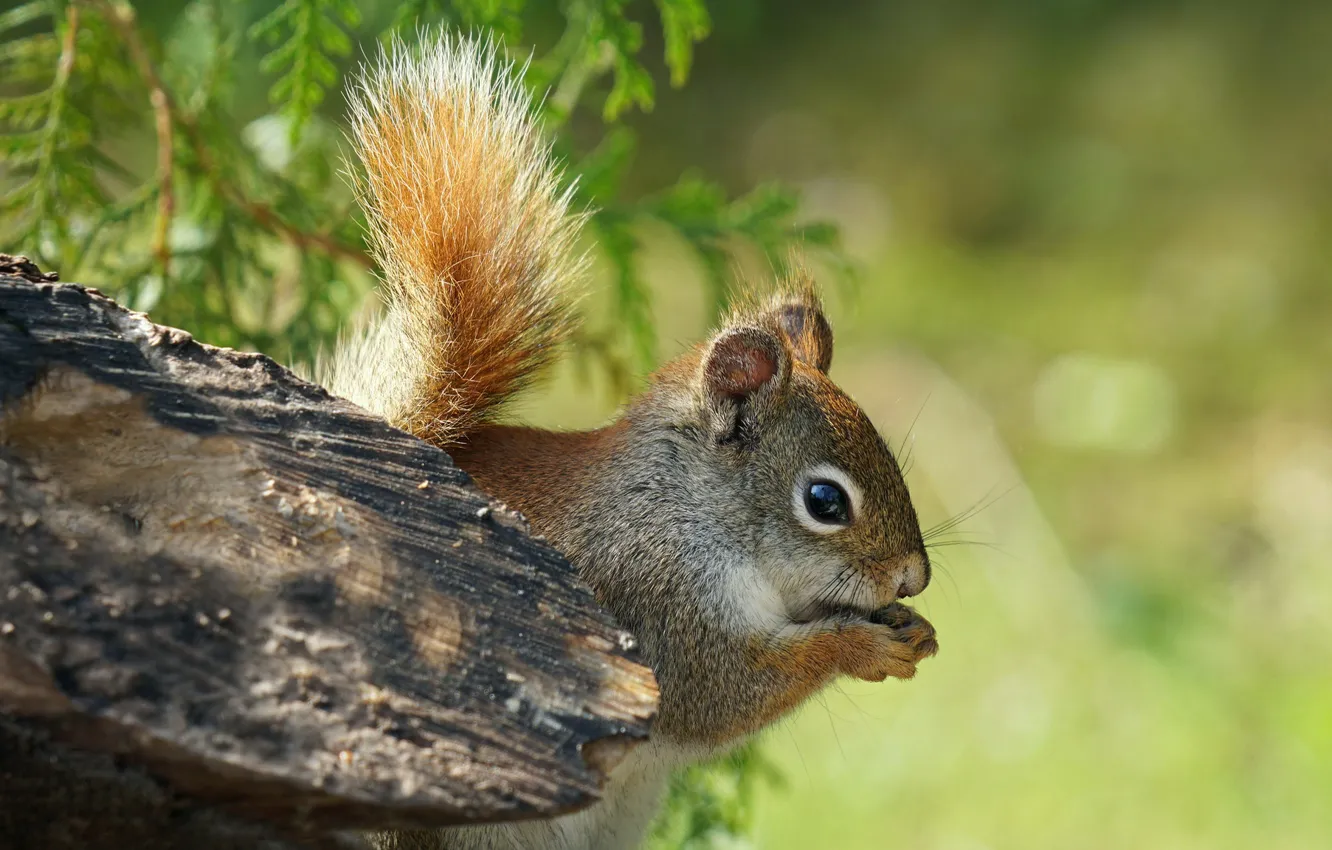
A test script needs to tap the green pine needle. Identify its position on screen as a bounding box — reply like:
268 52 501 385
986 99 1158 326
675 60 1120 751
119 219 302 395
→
655 0 710 88
249 0 361 144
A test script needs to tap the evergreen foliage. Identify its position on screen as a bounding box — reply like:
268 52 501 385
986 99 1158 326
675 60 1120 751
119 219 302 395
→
0 5 854 840
250 0 363 143
1 0 852 373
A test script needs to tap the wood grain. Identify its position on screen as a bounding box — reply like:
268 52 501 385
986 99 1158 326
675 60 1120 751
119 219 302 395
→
0 273 657 846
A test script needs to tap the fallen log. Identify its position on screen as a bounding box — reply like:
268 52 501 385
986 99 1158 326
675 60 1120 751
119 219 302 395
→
0 262 657 848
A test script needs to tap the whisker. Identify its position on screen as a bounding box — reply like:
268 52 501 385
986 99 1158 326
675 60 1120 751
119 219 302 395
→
926 538 998 550
820 565 854 596
924 493 995 537
927 538 1015 560
926 553 963 610
922 484 1016 540
813 691 846 762
832 682 880 723
812 565 855 611
827 572 856 613
894 393 932 466
932 559 964 607
783 718 811 781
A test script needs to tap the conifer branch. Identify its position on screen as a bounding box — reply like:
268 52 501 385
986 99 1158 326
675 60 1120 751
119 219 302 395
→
85 0 173 278
151 89 172 274
34 4 81 233
226 192 370 268
80 0 371 271
542 2 603 127
54 6 79 107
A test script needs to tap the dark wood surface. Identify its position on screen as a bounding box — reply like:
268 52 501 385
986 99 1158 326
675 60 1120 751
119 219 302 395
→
0 271 657 847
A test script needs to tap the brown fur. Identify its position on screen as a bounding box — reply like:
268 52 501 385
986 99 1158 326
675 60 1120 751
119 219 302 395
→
340 34 936 850
341 35 584 446
449 302 935 748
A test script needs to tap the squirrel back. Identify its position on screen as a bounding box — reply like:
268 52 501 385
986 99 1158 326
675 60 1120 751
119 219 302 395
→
323 35 584 446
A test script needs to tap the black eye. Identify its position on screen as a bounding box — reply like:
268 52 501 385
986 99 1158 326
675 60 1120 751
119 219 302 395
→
805 481 851 525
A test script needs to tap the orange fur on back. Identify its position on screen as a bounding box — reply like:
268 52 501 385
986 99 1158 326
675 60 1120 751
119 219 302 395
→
326 34 585 446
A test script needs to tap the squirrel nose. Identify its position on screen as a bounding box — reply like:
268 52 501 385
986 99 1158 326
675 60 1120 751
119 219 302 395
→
895 552 930 599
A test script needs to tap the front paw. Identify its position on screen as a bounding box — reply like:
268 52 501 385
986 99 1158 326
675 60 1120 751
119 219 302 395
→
842 604 938 682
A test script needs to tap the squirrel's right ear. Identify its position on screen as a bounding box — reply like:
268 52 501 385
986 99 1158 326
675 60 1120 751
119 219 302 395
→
698 326 790 441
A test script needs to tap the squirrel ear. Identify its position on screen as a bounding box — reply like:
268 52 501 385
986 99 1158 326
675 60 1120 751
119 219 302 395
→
770 300 834 374
699 327 788 440
702 327 786 400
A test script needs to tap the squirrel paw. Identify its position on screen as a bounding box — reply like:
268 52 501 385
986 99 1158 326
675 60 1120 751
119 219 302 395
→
843 603 938 683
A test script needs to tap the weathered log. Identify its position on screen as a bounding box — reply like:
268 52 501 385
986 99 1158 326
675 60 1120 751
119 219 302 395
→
0 270 657 847
0 714 370 850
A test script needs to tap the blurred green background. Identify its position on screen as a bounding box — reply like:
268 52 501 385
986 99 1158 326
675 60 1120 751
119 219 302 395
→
6 1 1332 848
546 2 1332 847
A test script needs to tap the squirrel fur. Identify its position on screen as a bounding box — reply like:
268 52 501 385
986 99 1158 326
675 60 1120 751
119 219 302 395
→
326 34 938 850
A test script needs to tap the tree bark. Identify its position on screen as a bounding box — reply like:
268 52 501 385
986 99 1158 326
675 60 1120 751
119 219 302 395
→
0 266 657 849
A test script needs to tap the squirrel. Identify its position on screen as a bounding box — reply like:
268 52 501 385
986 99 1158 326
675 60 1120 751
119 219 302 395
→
325 34 939 850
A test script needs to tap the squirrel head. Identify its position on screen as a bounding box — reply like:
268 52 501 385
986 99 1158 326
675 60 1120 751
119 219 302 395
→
631 281 928 626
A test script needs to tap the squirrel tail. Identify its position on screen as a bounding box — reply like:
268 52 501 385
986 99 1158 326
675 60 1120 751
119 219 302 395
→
323 34 585 447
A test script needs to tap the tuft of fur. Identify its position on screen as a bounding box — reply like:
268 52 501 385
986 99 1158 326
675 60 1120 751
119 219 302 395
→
323 34 586 446
721 264 821 333
724 267 833 374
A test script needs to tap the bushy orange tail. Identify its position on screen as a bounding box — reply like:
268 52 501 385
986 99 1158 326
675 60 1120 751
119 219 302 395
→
324 34 585 447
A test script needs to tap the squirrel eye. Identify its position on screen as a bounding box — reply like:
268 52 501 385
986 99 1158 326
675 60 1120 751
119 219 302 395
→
804 481 851 525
